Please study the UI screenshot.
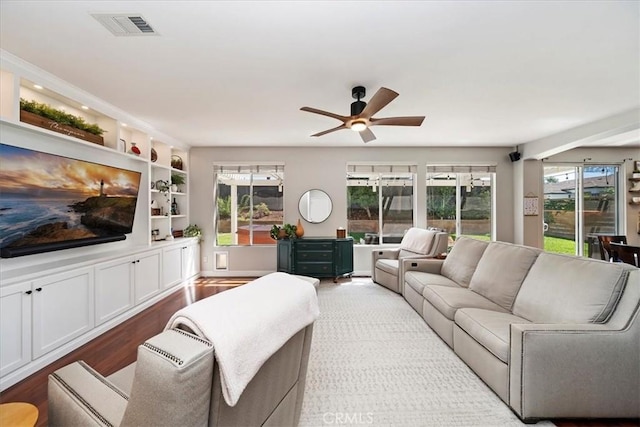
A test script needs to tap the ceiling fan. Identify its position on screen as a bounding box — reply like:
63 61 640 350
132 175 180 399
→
300 86 425 143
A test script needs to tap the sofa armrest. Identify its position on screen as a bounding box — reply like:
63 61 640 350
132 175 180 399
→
49 361 129 426
402 258 444 274
509 321 640 420
120 328 214 427
371 248 400 282
373 248 400 261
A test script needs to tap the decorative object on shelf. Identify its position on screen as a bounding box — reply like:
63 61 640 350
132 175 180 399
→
151 148 158 162
150 181 155 190
184 224 203 242
171 173 186 192
295 218 305 238
172 229 184 238
19 98 105 146
118 138 127 153
337 227 346 238
171 154 183 170
128 142 141 156
151 229 160 241
171 198 179 215
155 179 169 193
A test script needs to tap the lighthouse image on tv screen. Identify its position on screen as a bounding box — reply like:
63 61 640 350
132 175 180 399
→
0 143 142 257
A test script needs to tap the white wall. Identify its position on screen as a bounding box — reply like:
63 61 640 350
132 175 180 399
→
190 146 515 276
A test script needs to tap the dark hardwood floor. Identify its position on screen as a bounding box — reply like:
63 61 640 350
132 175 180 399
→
0 276 637 427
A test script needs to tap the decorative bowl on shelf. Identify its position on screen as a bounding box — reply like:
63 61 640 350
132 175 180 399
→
171 155 183 170
151 148 158 162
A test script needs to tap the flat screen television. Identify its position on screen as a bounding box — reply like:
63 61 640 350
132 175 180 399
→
0 143 142 258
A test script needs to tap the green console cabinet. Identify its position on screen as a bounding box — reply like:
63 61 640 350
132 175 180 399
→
277 237 354 282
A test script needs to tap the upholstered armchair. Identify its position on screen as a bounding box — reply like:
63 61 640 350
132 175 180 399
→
372 227 448 294
48 273 318 427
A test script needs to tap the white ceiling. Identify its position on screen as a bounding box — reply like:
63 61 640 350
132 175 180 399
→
1 1 638 148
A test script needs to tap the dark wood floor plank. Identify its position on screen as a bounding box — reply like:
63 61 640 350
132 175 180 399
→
0 276 637 427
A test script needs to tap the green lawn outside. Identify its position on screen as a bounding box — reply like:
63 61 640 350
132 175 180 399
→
217 233 232 245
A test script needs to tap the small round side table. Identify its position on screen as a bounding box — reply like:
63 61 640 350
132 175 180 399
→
0 402 39 427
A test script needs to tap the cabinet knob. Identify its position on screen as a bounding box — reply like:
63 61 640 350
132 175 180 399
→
35 287 42 292
25 290 32 295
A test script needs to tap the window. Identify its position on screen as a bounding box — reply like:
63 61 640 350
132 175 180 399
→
347 164 416 244
426 165 495 241
214 164 284 246
543 164 620 256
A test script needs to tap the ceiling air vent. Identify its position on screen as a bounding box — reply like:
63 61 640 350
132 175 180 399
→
92 14 159 36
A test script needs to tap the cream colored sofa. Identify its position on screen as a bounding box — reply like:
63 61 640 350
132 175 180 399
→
48 273 319 427
372 227 448 294
402 237 639 422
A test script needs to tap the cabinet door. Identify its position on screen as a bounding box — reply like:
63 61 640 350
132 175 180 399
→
95 258 135 325
135 250 161 303
182 243 200 280
277 240 292 273
335 239 354 276
163 245 183 288
0 282 31 377
32 267 94 359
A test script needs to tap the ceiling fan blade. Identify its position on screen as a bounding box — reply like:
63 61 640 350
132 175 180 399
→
359 128 376 143
360 87 399 119
311 123 347 137
300 107 349 122
370 116 425 127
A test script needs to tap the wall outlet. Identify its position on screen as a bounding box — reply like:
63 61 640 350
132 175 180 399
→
202 256 208 264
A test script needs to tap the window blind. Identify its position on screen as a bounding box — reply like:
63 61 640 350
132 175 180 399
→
347 164 417 174
426 165 496 173
213 163 284 174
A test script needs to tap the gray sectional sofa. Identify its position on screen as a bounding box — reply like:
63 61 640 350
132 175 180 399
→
401 236 639 422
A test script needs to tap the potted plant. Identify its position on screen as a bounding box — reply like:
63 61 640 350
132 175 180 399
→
19 98 106 145
171 173 186 192
184 224 202 242
270 224 298 240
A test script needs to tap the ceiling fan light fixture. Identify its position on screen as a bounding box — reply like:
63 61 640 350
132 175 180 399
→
351 120 367 132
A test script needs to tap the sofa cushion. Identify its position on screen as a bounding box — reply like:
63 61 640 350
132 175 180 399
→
405 271 460 297
375 258 399 276
469 242 541 310
512 252 632 324
424 285 507 321
399 228 437 255
455 308 530 363
441 237 489 287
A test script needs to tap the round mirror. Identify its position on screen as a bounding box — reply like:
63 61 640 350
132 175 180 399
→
299 189 332 224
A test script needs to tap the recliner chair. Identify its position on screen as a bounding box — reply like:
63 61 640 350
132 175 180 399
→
372 227 448 294
48 273 318 427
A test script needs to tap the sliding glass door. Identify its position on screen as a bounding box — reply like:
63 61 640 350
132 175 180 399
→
543 165 620 256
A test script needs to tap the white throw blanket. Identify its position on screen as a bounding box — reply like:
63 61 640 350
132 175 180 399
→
165 272 320 406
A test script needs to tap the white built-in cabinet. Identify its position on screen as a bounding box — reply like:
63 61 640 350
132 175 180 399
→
31 268 94 359
0 237 199 392
0 282 31 378
94 250 161 326
162 243 200 289
0 50 200 393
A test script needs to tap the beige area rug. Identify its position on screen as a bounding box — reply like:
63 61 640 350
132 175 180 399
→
299 278 553 427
